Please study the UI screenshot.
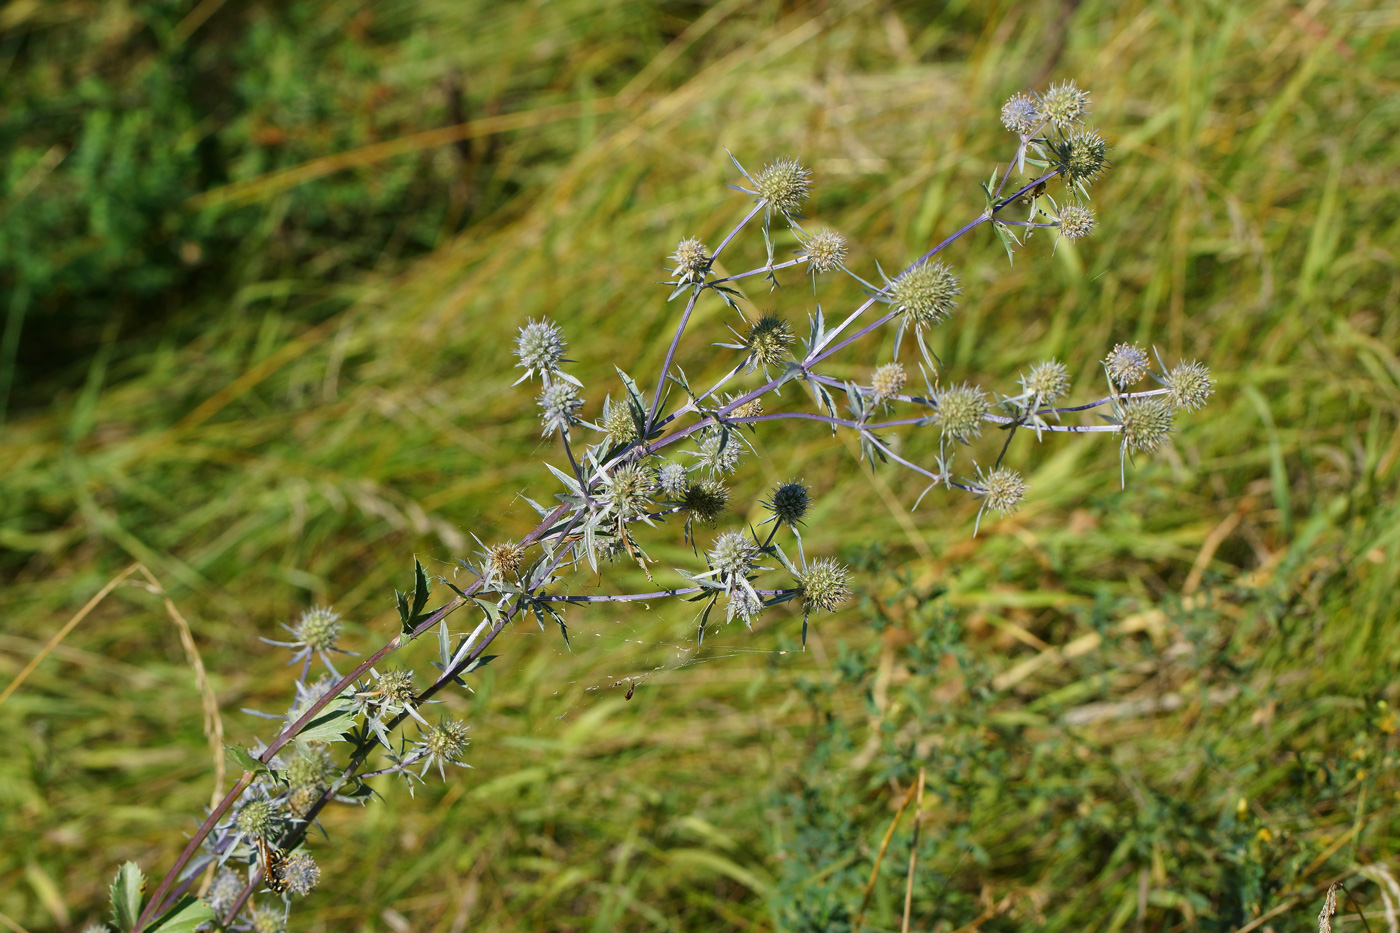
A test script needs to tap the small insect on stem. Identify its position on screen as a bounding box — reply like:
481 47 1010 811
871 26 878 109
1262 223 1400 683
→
256 836 290 894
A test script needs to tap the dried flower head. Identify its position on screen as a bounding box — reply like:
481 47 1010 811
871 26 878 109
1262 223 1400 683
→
753 157 812 215
486 541 525 582
671 237 710 284
765 481 811 527
1000 92 1041 135
514 319 568 382
708 530 757 579
1166 360 1215 411
602 396 638 446
682 480 729 524
538 382 583 437
1055 128 1110 191
802 228 848 273
657 461 688 497
1021 359 1071 404
933 383 991 444
1104 343 1150 388
1119 397 1175 454
744 314 795 371
1040 80 1091 131
1057 203 1096 241
731 396 764 419
890 260 960 330
797 558 852 613
277 851 320 897
871 362 906 401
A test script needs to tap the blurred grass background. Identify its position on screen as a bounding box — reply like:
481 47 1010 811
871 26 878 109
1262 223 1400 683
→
2 0 1398 930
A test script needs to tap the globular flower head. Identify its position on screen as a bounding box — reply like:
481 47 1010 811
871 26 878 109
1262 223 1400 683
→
694 429 743 477
1040 80 1091 131
538 382 583 437
1057 204 1096 241
671 237 710 284
682 480 729 524
871 362 906 401
1104 343 1150 388
726 585 763 625
797 558 852 613
657 461 689 497
418 716 472 778
1000 92 1041 135
285 744 336 790
603 462 657 519
890 260 960 330
978 467 1028 516
290 606 340 653
708 530 757 580
1021 359 1071 404
603 396 639 446
933 383 990 444
1055 129 1110 192
1119 397 1175 454
802 228 848 274
249 905 287 933
372 667 417 707
287 784 322 820
1166 360 1215 411
730 396 764 419
486 541 525 583
515 319 568 382
765 481 811 527
234 798 279 840
744 314 794 371
278 851 321 897
753 157 812 215
205 868 244 914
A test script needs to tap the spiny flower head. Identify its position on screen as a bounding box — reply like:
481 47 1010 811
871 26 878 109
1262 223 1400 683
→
278 851 320 897
538 382 583 437
764 480 811 527
287 785 321 819
417 716 472 778
1055 128 1110 191
890 260 960 330
671 237 710 284
695 429 743 477
1021 359 1071 404
1000 92 1041 135
1166 360 1215 411
752 157 812 215
205 869 243 914
978 467 1028 516
602 396 638 446
933 383 990 444
285 744 336 790
249 905 287 933
802 228 848 273
1119 397 1175 454
730 396 764 419
368 666 417 707
708 530 757 579
682 480 729 524
290 606 340 653
1057 203 1096 241
797 558 852 613
744 314 794 371
726 585 762 624
657 461 688 497
1104 343 1150 388
234 798 278 839
603 462 657 519
1040 80 1091 131
515 319 568 382
871 362 906 400
486 540 525 583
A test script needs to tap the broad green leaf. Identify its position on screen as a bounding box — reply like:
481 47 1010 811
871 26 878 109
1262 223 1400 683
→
108 861 145 931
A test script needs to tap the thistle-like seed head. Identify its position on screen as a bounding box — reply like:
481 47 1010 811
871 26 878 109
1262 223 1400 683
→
1166 360 1215 411
1104 343 1150 388
486 541 525 582
537 382 583 437
708 530 757 579
802 228 848 273
671 237 710 284
979 468 1028 515
871 362 907 400
934 383 991 444
291 606 341 652
797 558 852 613
1119 397 1175 454
603 397 638 445
1021 359 1071 404
1057 204 1096 241
731 397 764 419
682 480 729 524
766 480 811 526
1040 80 1091 131
657 461 688 497
279 851 321 896
1000 92 1041 135
745 314 795 369
515 319 567 381
603 463 657 518
1056 129 1110 189
753 157 812 215
890 260 960 330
